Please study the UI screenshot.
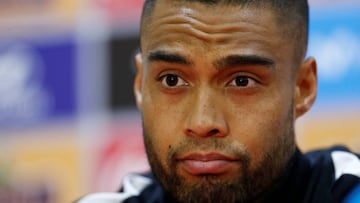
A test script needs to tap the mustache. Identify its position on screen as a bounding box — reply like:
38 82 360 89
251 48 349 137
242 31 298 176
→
168 138 251 163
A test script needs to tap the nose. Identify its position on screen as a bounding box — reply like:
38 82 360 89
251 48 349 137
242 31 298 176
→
184 88 228 138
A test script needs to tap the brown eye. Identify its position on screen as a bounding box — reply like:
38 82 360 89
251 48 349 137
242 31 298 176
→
160 74 188 87
165 74 179 86
229 76 256 88
235 76 249 86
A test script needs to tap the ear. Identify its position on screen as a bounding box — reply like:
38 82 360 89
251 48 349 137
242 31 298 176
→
295 57 318 119
134 53 144 110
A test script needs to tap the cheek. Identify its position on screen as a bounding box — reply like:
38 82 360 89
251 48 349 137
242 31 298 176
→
228 92 294 163
142 90 187 161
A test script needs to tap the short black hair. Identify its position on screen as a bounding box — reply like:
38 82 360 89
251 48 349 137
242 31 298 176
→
140 0 309 64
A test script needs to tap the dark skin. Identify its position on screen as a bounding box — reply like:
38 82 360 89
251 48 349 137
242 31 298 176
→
134 0 317 202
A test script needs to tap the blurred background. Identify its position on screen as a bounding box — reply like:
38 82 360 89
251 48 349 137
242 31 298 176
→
0 0 359 202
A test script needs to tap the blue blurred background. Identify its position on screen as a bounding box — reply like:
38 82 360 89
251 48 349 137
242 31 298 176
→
0 0 359 202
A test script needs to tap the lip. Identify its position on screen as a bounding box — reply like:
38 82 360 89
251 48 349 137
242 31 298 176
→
176 152 239 175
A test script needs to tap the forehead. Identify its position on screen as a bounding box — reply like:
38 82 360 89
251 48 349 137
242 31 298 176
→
141 0 286 62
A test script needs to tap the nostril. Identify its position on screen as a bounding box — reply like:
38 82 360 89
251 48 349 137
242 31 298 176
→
185 129 195 136
185 128 221 137
208 129 220 136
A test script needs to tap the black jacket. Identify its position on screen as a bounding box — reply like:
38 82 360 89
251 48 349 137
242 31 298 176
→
78 146 360 203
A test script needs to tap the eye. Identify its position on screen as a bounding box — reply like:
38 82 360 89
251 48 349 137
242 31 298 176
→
229 76 256 87
160 74 188 87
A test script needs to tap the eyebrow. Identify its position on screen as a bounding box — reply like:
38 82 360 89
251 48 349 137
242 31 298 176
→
148 51 194 66
147 50 275 69
214 55 275 70
147 51 193 66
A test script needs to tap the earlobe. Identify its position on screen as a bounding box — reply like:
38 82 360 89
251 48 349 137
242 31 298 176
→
134 53 143 110
295 57 318 118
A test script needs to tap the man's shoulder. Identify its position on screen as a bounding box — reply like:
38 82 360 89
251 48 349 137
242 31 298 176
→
304 145 360 202
76 173 159 203
305 145 360 178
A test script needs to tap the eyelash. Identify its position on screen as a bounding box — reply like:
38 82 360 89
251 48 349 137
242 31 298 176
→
228 76 257 88
158 74 189 88
157 73 259 89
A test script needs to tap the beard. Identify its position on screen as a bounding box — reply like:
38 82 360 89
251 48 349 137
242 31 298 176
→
142 108 296 203
145 137 253 202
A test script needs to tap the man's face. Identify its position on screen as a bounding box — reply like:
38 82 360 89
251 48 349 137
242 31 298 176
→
134 1 316 202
